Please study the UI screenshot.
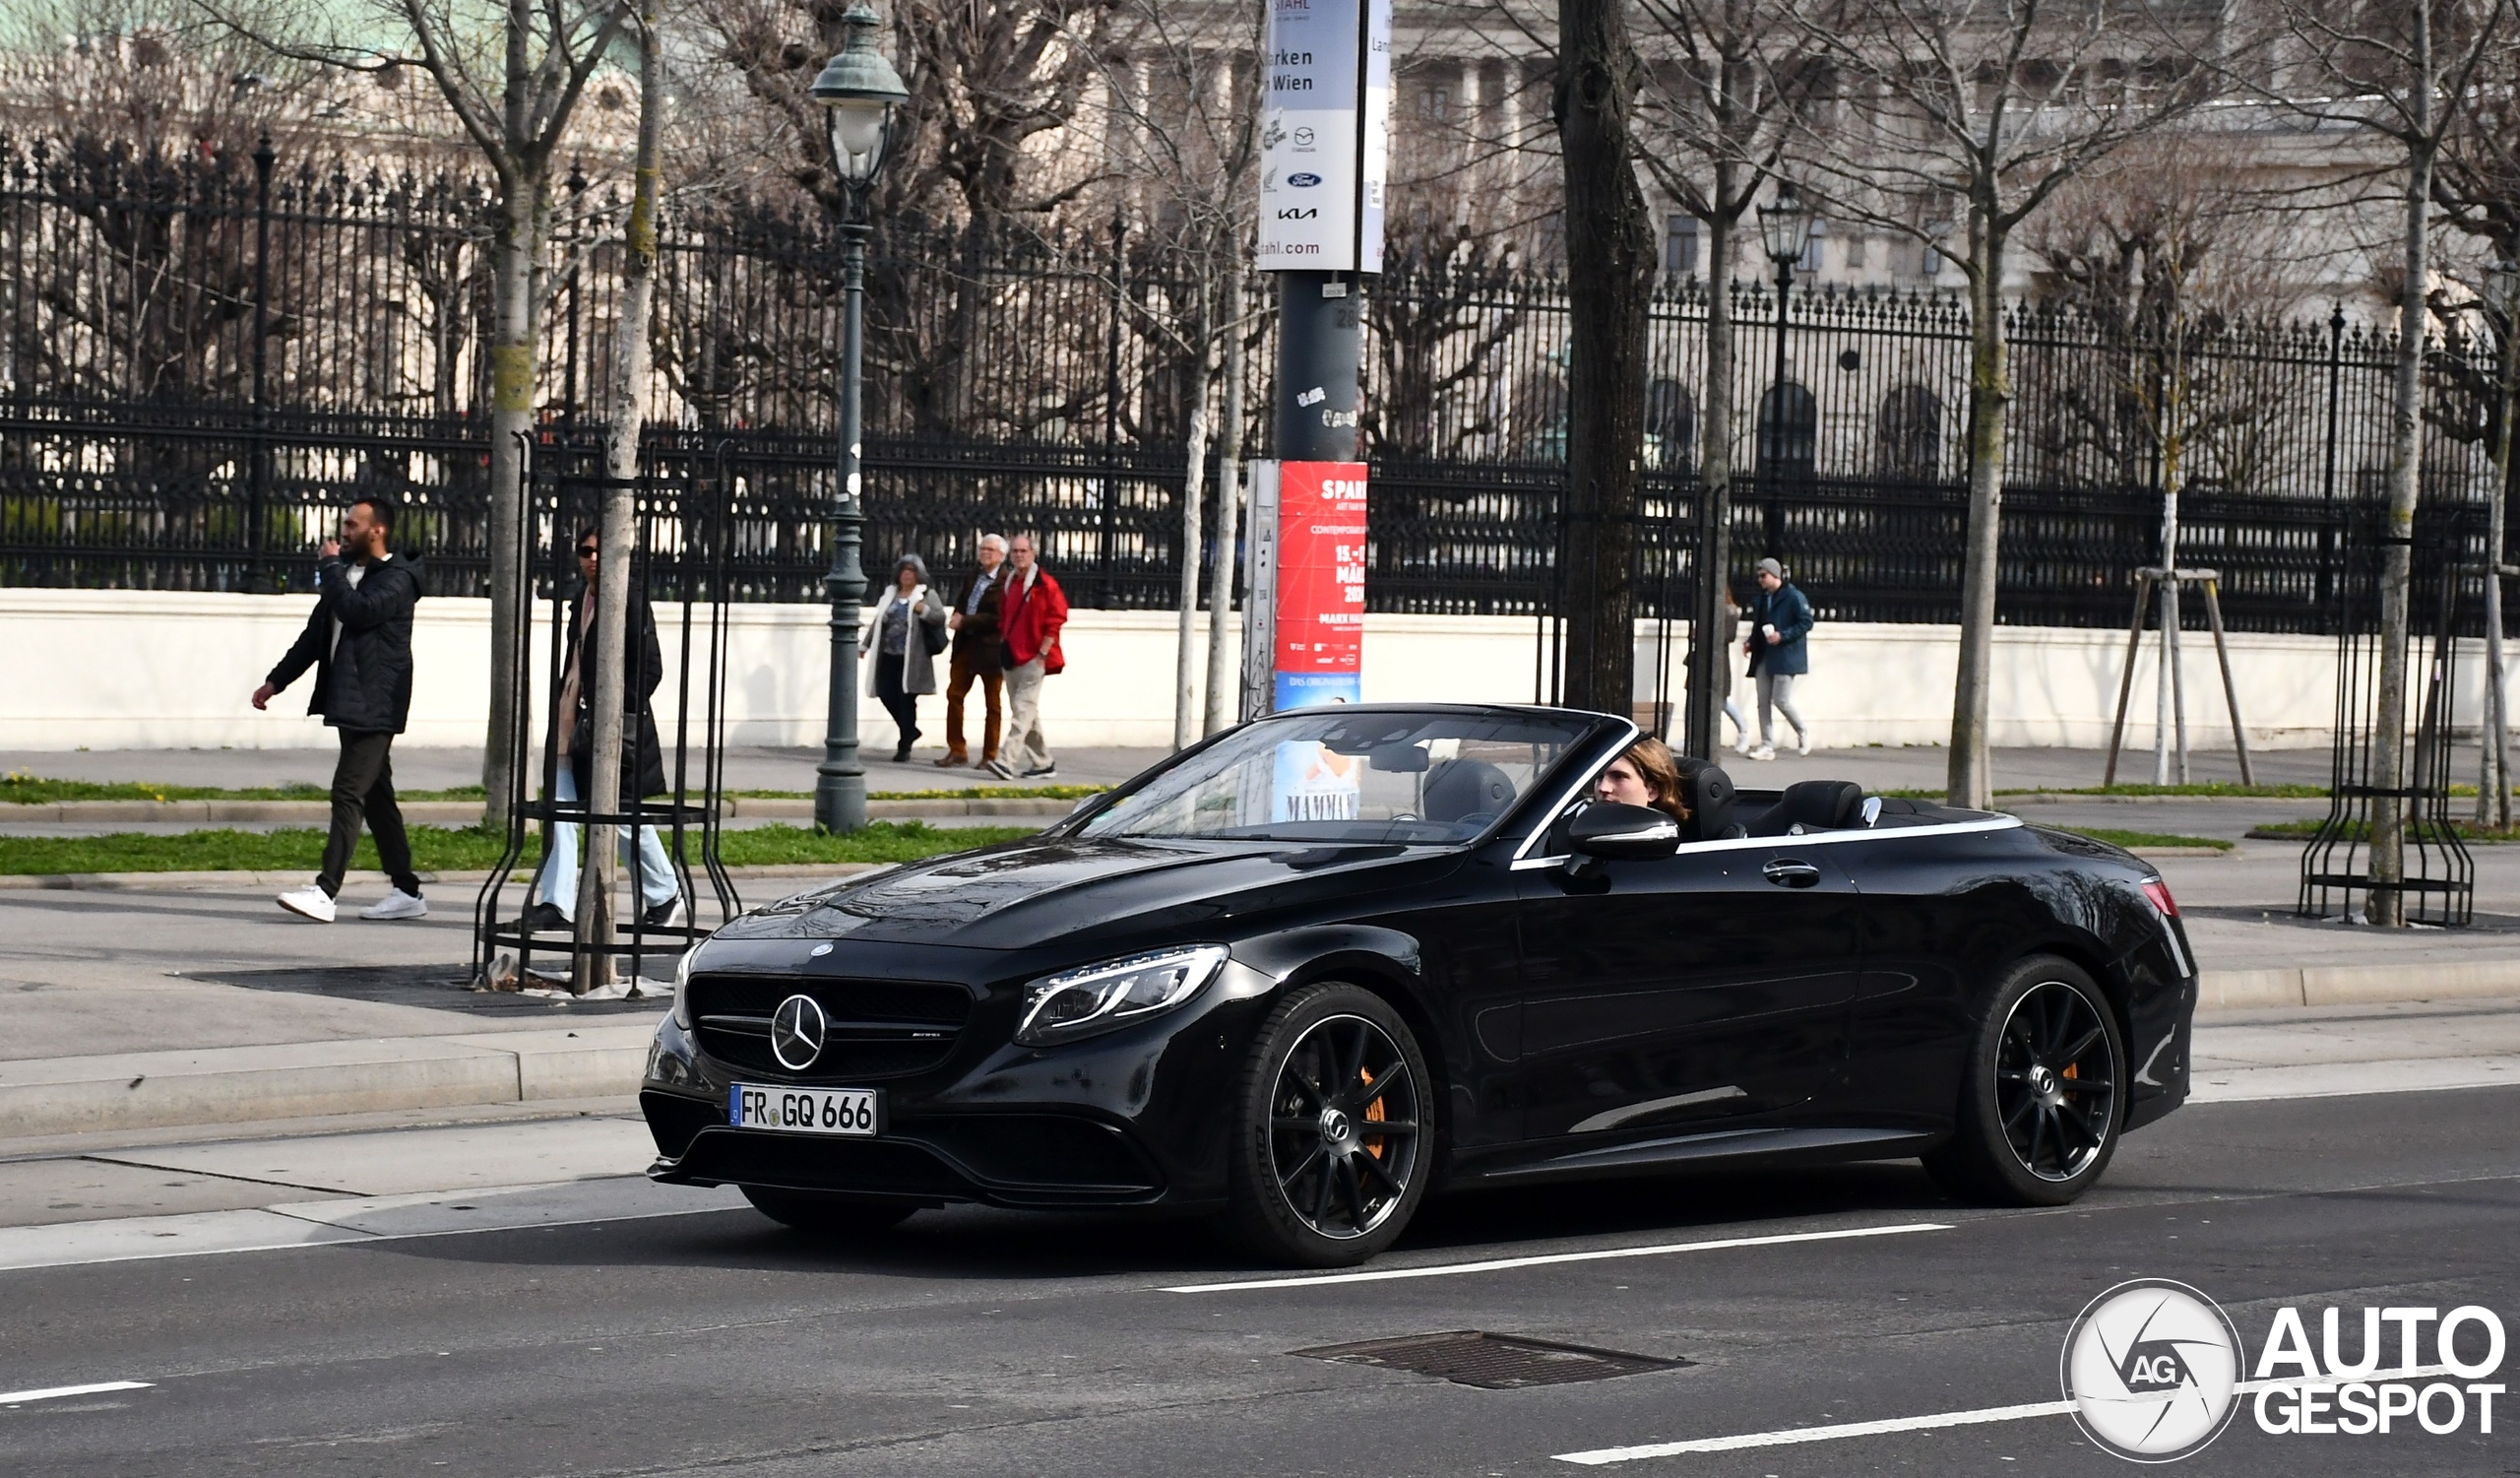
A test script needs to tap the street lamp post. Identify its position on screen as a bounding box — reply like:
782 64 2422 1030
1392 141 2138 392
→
809 4 909 834
1756 184 1813 560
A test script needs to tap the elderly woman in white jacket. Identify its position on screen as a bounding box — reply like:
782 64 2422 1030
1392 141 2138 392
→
861 552 951 762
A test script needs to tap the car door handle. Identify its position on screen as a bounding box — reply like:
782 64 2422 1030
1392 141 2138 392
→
1762 859 1822 888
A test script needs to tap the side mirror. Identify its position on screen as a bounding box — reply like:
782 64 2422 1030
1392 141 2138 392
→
1566 803 1681 866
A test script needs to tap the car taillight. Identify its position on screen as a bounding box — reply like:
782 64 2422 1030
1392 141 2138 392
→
2140 878 2178 918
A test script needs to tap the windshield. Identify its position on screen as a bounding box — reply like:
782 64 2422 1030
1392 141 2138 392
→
1076 709 1601 844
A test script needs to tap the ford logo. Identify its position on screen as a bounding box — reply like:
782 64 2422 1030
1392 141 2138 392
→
1288 172 1322 187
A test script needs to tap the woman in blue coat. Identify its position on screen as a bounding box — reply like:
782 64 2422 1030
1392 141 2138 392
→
1743 556 1814 760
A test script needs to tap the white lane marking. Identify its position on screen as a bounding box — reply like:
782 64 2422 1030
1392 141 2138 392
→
1554 1365 2459 1464
1161 1222 1950 1294
1560 1398 2073 1461
1 1381 153 1405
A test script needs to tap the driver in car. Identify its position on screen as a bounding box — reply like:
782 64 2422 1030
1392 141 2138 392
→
1593 738 1690 829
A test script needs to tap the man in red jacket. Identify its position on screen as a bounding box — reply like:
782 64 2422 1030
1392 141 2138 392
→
984 532 1067 780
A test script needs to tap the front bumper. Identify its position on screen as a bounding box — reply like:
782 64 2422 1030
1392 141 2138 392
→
641 960 1276 1210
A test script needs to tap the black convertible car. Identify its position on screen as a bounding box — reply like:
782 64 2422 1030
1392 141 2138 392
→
642 703 2195 1265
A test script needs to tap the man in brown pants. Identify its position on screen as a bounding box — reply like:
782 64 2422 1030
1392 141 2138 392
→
935 533 1007 767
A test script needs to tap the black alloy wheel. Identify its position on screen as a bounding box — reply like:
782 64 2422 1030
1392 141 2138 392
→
1225 983 1432 1266
1924 956 2124 1207
740 1186 918 1237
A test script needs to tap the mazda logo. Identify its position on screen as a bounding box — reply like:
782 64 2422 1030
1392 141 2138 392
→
771 994 827 1070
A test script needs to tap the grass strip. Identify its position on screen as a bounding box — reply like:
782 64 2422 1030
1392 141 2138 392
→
1879 782 2330 802
2000 782 2330 799
0 821 1038 876
2245 818 2520 844
2046 825 2234 852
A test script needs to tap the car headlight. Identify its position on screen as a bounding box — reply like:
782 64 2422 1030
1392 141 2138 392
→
1016 945 1229 1047
670 945 696 1030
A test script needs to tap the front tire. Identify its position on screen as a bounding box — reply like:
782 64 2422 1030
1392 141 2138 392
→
1923 956 2124 1207
1224 983 1433 1267
740 1186 917 1237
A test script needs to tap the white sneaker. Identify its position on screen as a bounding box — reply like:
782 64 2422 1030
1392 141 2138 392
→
277 885 337 923
360 888 428 921
1796 732 1814 757
1731 736 1755 757
1750 743 1777 762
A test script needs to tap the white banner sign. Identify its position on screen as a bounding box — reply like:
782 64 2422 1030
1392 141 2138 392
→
1255 0 1391 274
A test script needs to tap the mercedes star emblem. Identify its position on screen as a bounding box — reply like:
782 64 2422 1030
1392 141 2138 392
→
770 993 827 1070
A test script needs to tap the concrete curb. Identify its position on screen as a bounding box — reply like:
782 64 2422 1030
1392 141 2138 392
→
2198 959 2520 1011
0 1025 661 1138
3 961 2516 1139
1 796 1078 824
0 863 883 893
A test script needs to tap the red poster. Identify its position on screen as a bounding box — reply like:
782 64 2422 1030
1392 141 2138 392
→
1273 461 1367 708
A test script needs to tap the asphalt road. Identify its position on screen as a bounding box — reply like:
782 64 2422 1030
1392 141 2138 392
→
5 1081 2517 1477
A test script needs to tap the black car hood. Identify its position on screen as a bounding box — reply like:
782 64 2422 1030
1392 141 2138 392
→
715 833 1450 949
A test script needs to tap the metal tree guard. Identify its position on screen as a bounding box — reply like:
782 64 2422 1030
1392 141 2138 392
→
471 434 741 993
2299 517 2476 927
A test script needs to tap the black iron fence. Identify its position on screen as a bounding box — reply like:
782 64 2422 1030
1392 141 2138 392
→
3 135 2512 629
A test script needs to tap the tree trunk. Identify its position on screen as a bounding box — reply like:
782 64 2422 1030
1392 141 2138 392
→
1686 192 1737 760
1174 284 1216 750
574 6 663 989
483 209 536 830
2370 4 2437 925
1205 269 1247 737
2486 286 2518 831
482 0 545 830
1947 208 2010 809
1554 0 1656 715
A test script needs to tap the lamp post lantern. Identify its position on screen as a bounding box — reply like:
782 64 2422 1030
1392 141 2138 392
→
1755 183 1813 559
809 3 909 833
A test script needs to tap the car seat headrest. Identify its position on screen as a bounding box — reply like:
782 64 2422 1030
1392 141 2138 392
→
1423 758 1517 826
1672 757 1736 842
1757 778 1866 836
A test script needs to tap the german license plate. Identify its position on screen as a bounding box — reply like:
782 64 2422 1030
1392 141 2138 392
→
728 1083 881 1136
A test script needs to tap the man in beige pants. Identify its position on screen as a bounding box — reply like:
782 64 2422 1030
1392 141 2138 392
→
983 533 1069 780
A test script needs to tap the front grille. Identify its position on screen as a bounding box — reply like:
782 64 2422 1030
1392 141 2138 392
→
687 972 974 1082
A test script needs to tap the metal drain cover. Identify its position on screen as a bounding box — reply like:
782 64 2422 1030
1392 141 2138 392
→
1293 1330 1688 1389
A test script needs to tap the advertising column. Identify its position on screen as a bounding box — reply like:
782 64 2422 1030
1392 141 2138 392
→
1252 0 1389 715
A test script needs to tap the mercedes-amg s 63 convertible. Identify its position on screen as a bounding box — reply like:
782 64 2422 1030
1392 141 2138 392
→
641 703 2195 1265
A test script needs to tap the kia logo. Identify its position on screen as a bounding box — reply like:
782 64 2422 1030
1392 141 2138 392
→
1288 172 1322 187
1277 207 1317 219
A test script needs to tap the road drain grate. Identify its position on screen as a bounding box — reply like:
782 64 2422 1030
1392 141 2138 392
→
1292 1330 1689 1389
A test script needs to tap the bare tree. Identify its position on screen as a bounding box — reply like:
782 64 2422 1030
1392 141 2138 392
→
1778 0 2229 806
208 0 628 826
1084 0 1261 745
575 0 664 985
1555 0 1657 716
696 0 1119 436
1628 0 1832 759
2431 27 2520 828
2212 0 2513 919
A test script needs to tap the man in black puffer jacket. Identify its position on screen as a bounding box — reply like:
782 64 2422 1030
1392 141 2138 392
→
252 495 427 924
